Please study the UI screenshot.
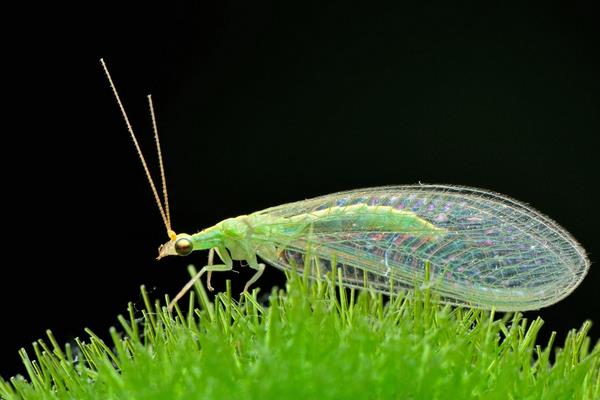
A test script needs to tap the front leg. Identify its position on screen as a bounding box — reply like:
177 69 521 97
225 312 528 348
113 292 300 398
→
206 248 215 291
168 247 232 312
207 247 233 291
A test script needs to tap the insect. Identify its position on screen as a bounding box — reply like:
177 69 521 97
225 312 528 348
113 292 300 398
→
101 59 590 312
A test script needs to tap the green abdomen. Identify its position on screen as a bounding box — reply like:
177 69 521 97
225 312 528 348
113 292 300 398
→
286 204 444 235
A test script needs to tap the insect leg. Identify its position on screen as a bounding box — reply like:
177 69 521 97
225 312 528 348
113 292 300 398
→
206 247 215 291
242 252 265 294
207 247 235 291
168 246 233 311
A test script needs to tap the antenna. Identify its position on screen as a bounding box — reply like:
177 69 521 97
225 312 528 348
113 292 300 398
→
99 59 176 240
148 94 172 230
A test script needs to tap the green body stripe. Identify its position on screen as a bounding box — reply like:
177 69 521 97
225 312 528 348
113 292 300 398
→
256 204 445 236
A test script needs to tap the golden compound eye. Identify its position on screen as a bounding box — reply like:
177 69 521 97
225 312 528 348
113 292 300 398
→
174 238 193 256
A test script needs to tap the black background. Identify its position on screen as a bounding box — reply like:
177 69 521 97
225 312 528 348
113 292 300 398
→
2 1 599 378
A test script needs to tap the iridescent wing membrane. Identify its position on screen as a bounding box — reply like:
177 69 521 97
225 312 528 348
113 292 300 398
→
250 185 589 311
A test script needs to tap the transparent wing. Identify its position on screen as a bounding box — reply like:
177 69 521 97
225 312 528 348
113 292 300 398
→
251 185 589 311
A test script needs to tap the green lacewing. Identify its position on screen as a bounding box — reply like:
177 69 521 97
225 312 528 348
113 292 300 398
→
101 59 590 312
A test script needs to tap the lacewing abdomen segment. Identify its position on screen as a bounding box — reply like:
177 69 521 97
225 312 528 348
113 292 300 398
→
251 185 589 311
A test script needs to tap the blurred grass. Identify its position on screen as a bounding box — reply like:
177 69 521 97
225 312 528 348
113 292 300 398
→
1 265 598 400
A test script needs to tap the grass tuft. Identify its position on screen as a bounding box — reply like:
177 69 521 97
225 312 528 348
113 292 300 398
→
1 265 598 399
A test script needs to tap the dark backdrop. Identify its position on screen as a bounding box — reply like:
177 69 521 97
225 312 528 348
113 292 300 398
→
2 1 599 377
